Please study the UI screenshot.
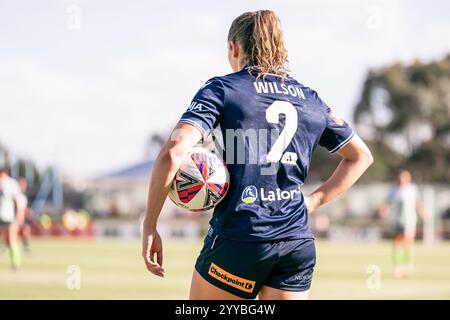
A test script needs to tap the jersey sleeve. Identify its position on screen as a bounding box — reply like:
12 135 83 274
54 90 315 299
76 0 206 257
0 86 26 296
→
179 78 225 139
317 96 355 153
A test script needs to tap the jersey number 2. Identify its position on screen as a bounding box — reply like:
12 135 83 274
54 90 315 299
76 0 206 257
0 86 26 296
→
265 101 298 164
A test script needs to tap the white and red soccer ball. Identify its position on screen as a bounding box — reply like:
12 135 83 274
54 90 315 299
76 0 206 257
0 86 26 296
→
168 147 229 212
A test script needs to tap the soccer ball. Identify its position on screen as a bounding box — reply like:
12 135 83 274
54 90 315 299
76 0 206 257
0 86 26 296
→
168 147 229 212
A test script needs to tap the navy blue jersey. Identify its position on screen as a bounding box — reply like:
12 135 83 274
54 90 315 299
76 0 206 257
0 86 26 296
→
179 66 354 241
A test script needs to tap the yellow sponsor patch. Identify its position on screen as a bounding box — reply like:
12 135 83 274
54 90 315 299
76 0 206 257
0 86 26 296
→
208 262 256 293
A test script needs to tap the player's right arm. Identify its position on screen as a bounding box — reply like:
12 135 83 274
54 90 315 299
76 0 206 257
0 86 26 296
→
142 122 202 277
12 180 26 226
378 188 394 221
142 78 223 277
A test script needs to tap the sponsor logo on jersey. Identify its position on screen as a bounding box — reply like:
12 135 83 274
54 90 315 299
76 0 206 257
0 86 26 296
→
281 152 298 165
187 101 204 112
241 185 257 204
242 185 302 203
260 185 302 201
208 262 255 293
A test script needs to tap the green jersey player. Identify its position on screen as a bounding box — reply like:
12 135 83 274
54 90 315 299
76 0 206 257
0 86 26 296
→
381 170 427 278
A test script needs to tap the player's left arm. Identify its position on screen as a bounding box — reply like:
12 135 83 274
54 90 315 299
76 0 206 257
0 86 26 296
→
142 122 202 277
415 193 429 221
305 134 373 213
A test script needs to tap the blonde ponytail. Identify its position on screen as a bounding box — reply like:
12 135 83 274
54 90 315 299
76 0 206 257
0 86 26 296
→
228 10 289 79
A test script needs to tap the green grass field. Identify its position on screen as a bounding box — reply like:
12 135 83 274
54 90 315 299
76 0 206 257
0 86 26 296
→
1 238 449 299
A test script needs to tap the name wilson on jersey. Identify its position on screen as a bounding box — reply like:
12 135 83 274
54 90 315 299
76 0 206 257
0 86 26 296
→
253 81 305 99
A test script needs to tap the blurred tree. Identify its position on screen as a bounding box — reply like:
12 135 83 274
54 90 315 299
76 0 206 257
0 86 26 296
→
354 54 450 182
0 142 41 186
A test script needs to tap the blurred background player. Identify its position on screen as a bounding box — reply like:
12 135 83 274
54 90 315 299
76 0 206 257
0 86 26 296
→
380 170 427 278
17 177 32 254
0 165 25 270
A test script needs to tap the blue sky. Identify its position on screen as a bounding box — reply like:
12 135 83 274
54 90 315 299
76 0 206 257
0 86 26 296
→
1 0 450 177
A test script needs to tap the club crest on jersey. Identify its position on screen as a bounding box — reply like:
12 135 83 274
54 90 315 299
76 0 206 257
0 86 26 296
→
241 185 258 204
330 111 345 126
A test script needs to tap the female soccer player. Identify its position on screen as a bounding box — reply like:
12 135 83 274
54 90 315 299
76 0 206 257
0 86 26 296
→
0 166 25 270
142 10 373 300
380 170 427 278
